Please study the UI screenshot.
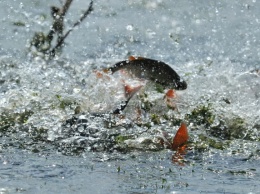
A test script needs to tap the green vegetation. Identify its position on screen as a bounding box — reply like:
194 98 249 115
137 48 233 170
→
13 21 26 26
139 92 154 112
151 114 161 124
0 110 33 132
115 135 133 144
155 83 164 93
55 94 78 110
209 116 248 140
185 104 215 127
196 134 230 150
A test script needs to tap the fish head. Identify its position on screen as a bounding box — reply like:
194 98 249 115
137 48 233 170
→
175 80 187 90
168 79 187 90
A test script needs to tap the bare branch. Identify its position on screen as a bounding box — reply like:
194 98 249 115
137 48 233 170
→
60 0 73 17
71 0 94 29
47 0 73 44
49 0 94 58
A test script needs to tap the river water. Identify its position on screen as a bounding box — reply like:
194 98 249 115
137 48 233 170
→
1 0 260 193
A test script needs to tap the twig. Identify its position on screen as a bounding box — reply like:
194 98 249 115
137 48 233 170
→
47 0 73 44
60 0 73 17
70 0 94 29
49 0 94 58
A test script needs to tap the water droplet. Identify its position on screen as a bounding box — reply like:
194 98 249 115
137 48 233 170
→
77 126 84 133
19 2 24 9
195 19 201 24
146 29 156 38
126 24 134 31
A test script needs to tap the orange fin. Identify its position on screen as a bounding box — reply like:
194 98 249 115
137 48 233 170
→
124 84 143 100
165 89 176 98
164 89 177 110
128 56 145 61
94 70 111 80
128 56 136 61
171 122 189 151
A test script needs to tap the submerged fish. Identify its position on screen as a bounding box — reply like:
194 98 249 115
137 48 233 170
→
105 56 187 90
158 122 189 150
171 122 189 151
171 122 189 165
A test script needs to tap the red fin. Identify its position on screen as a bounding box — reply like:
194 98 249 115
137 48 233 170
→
171 122 189 151
95 70 103 78
124 84 142 100
94 70 111 80
128 56 136 61
163 89 177 110
128 56 145 61
165 89 176 98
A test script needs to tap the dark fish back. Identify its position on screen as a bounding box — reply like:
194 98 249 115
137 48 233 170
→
108 57 187 90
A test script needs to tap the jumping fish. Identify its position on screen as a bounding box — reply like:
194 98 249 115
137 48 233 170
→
105 56 187 90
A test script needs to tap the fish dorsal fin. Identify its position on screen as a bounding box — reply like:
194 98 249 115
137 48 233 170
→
171 122 189 150
128 56 145 61
128 56 136 61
